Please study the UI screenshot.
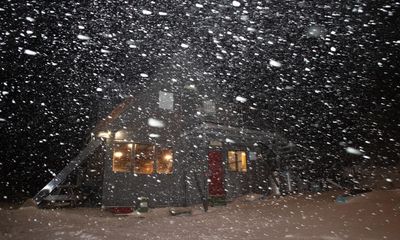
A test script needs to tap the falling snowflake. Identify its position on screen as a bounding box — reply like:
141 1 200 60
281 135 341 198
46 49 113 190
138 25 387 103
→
25 16 35 22
148 118 165 128
345 147 362 155
23 49 38 56
232 1 241 7
142 10 152 15
269 59 282 67
235 96 247 103
77 34 90 40
149 133 160 138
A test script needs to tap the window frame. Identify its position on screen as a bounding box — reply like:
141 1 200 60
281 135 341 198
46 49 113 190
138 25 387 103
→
159 91 174 110
112 143 134 173
133 143 155 174
203 100 216 115
156 148 174 174
227 150 248 173
112 142 174 175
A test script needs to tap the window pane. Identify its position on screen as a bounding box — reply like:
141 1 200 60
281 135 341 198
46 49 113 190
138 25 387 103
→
112 143 133 173
203 100 216 114
134 144 154 174
228 151 237 171
249 151 257 161
238 151 247 172
157 149 173 174
159 91 174 110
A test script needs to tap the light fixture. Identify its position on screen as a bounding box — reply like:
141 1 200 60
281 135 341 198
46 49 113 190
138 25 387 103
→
97 131 111 139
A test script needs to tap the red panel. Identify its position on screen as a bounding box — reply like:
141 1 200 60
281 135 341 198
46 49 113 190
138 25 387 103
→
208 150 225 196
109 207 133 214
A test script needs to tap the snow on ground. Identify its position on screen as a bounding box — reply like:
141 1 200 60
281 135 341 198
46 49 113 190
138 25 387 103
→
1 190 399 240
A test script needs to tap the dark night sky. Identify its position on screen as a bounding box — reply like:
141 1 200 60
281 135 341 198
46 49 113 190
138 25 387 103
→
0 0 399 200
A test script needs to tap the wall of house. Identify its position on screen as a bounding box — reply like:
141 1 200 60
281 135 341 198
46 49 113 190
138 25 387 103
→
220 144 256 200
98 87 273 208
100 91 182 207
79 144 107 205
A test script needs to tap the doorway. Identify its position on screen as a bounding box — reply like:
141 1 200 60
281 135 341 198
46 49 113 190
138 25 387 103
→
208 150 225 196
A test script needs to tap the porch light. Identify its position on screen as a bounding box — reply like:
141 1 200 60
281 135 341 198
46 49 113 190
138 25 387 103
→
115 130 128 140
97 131 111 139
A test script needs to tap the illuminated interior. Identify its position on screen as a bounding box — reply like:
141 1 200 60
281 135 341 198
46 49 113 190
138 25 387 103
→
112 143 133 173
227 150 247 172
239 151 247 172
112 143 172 174
228 151 237 171
157 149 173 174
133 144 155 174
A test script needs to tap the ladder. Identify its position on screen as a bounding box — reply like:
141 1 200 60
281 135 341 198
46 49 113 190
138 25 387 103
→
33 138 103 206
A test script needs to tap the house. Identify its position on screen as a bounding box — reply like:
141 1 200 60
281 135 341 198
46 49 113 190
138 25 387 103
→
34 55 297 208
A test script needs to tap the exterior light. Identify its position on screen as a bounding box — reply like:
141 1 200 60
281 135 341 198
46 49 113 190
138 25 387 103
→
115 130 128 140
98 131 111 139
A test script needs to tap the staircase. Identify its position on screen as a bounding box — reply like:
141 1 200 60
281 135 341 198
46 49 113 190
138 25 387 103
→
275 141 297 168
270 140 298 194
33 138 103 206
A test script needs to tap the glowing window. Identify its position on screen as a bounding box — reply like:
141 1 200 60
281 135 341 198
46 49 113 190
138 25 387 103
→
227 151 247 172
134 144 155 174
112 143 133 173
157 149 173 174
228 151 237 171
112 144 174 174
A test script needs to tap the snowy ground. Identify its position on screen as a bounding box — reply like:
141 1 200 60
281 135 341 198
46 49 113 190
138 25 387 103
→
1 190 399 240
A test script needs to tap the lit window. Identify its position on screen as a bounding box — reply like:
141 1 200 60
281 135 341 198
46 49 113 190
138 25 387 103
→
157 149 173 174
159 91 174 110
134 144 155 174
227 151 247 172
112 143 171 174
228 151 237 171
112 143 133 173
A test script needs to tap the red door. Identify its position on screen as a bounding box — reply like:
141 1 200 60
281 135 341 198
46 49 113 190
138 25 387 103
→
208 150 225 196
